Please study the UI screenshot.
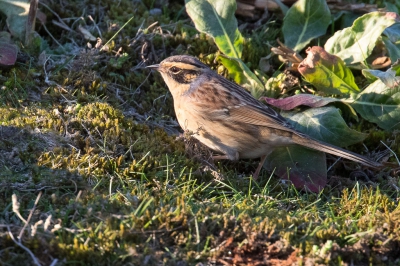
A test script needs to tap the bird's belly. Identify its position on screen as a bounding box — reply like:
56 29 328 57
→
238 133 294 159
195 127 287 160
176 109 238 157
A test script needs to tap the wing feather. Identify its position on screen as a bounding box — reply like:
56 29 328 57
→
187 77 298 134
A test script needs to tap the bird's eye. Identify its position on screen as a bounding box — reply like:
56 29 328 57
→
170 66 181 73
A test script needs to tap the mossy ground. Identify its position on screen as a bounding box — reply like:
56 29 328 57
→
0 0 399 265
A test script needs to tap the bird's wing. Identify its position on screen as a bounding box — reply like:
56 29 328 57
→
187 76 300 135
223 103 295 132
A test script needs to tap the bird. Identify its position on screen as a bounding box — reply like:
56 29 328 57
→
147 55 382 178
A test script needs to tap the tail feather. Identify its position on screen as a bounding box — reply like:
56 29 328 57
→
292 135 382 169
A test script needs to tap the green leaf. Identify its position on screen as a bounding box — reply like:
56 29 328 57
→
325 12 399 66
362 69 400 88
350 79 400 130
390 60 400 75
273 0 289 15
382 24 400 63
298 46 359 95
265 146 327 193
362 60 400 86
383 23 400 42
0 0 30 40
362 69 380 83
382 36 400 64
217 55 265 98
283 107 367 147
384 1 399 13
185 0 243 58
282 0 331 51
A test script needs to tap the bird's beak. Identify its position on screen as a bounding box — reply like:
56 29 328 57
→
146 64 160 70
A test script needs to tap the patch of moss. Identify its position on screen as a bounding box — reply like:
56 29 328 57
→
32 102 195 181
0 107 65 133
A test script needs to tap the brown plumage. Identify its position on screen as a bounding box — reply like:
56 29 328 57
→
148 55 382 178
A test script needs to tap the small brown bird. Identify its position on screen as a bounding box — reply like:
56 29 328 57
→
148 55 382 178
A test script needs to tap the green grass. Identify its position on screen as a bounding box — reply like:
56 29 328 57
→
2 162 400 265
0 0 399 265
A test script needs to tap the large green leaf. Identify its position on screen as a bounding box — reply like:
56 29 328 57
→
382 36 400 64
264 106 368 191
282 0 331 52
217 55 265 98
350 79 400 130
383 23 400 42
0 0 30 40
265 146 327 193
283 107 367 147
382 24 400 63
298 46 359 95
325 12 398 66
185 0 243 58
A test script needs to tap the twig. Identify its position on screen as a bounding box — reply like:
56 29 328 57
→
7 226 41 266
18 191 43 240
12 194 27 224
39 2 71 30
327 157 341 172
41 23 66 51
100 16 135 51
49 259 59 266
9 192 43 264
88 15 102 38
25 0 39 46
380 141 400 165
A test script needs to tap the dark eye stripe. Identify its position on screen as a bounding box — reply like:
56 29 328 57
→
170 69 201 84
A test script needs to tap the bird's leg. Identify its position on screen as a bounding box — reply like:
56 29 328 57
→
212 151 239 161
253 155 267 180
212 155 230 160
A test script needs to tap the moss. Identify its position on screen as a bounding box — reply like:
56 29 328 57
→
0 107 64 132
28 102 195 180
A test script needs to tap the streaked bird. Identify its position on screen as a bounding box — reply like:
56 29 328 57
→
148 55 382 178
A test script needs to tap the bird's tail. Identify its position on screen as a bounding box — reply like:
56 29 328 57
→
292 134 382 169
